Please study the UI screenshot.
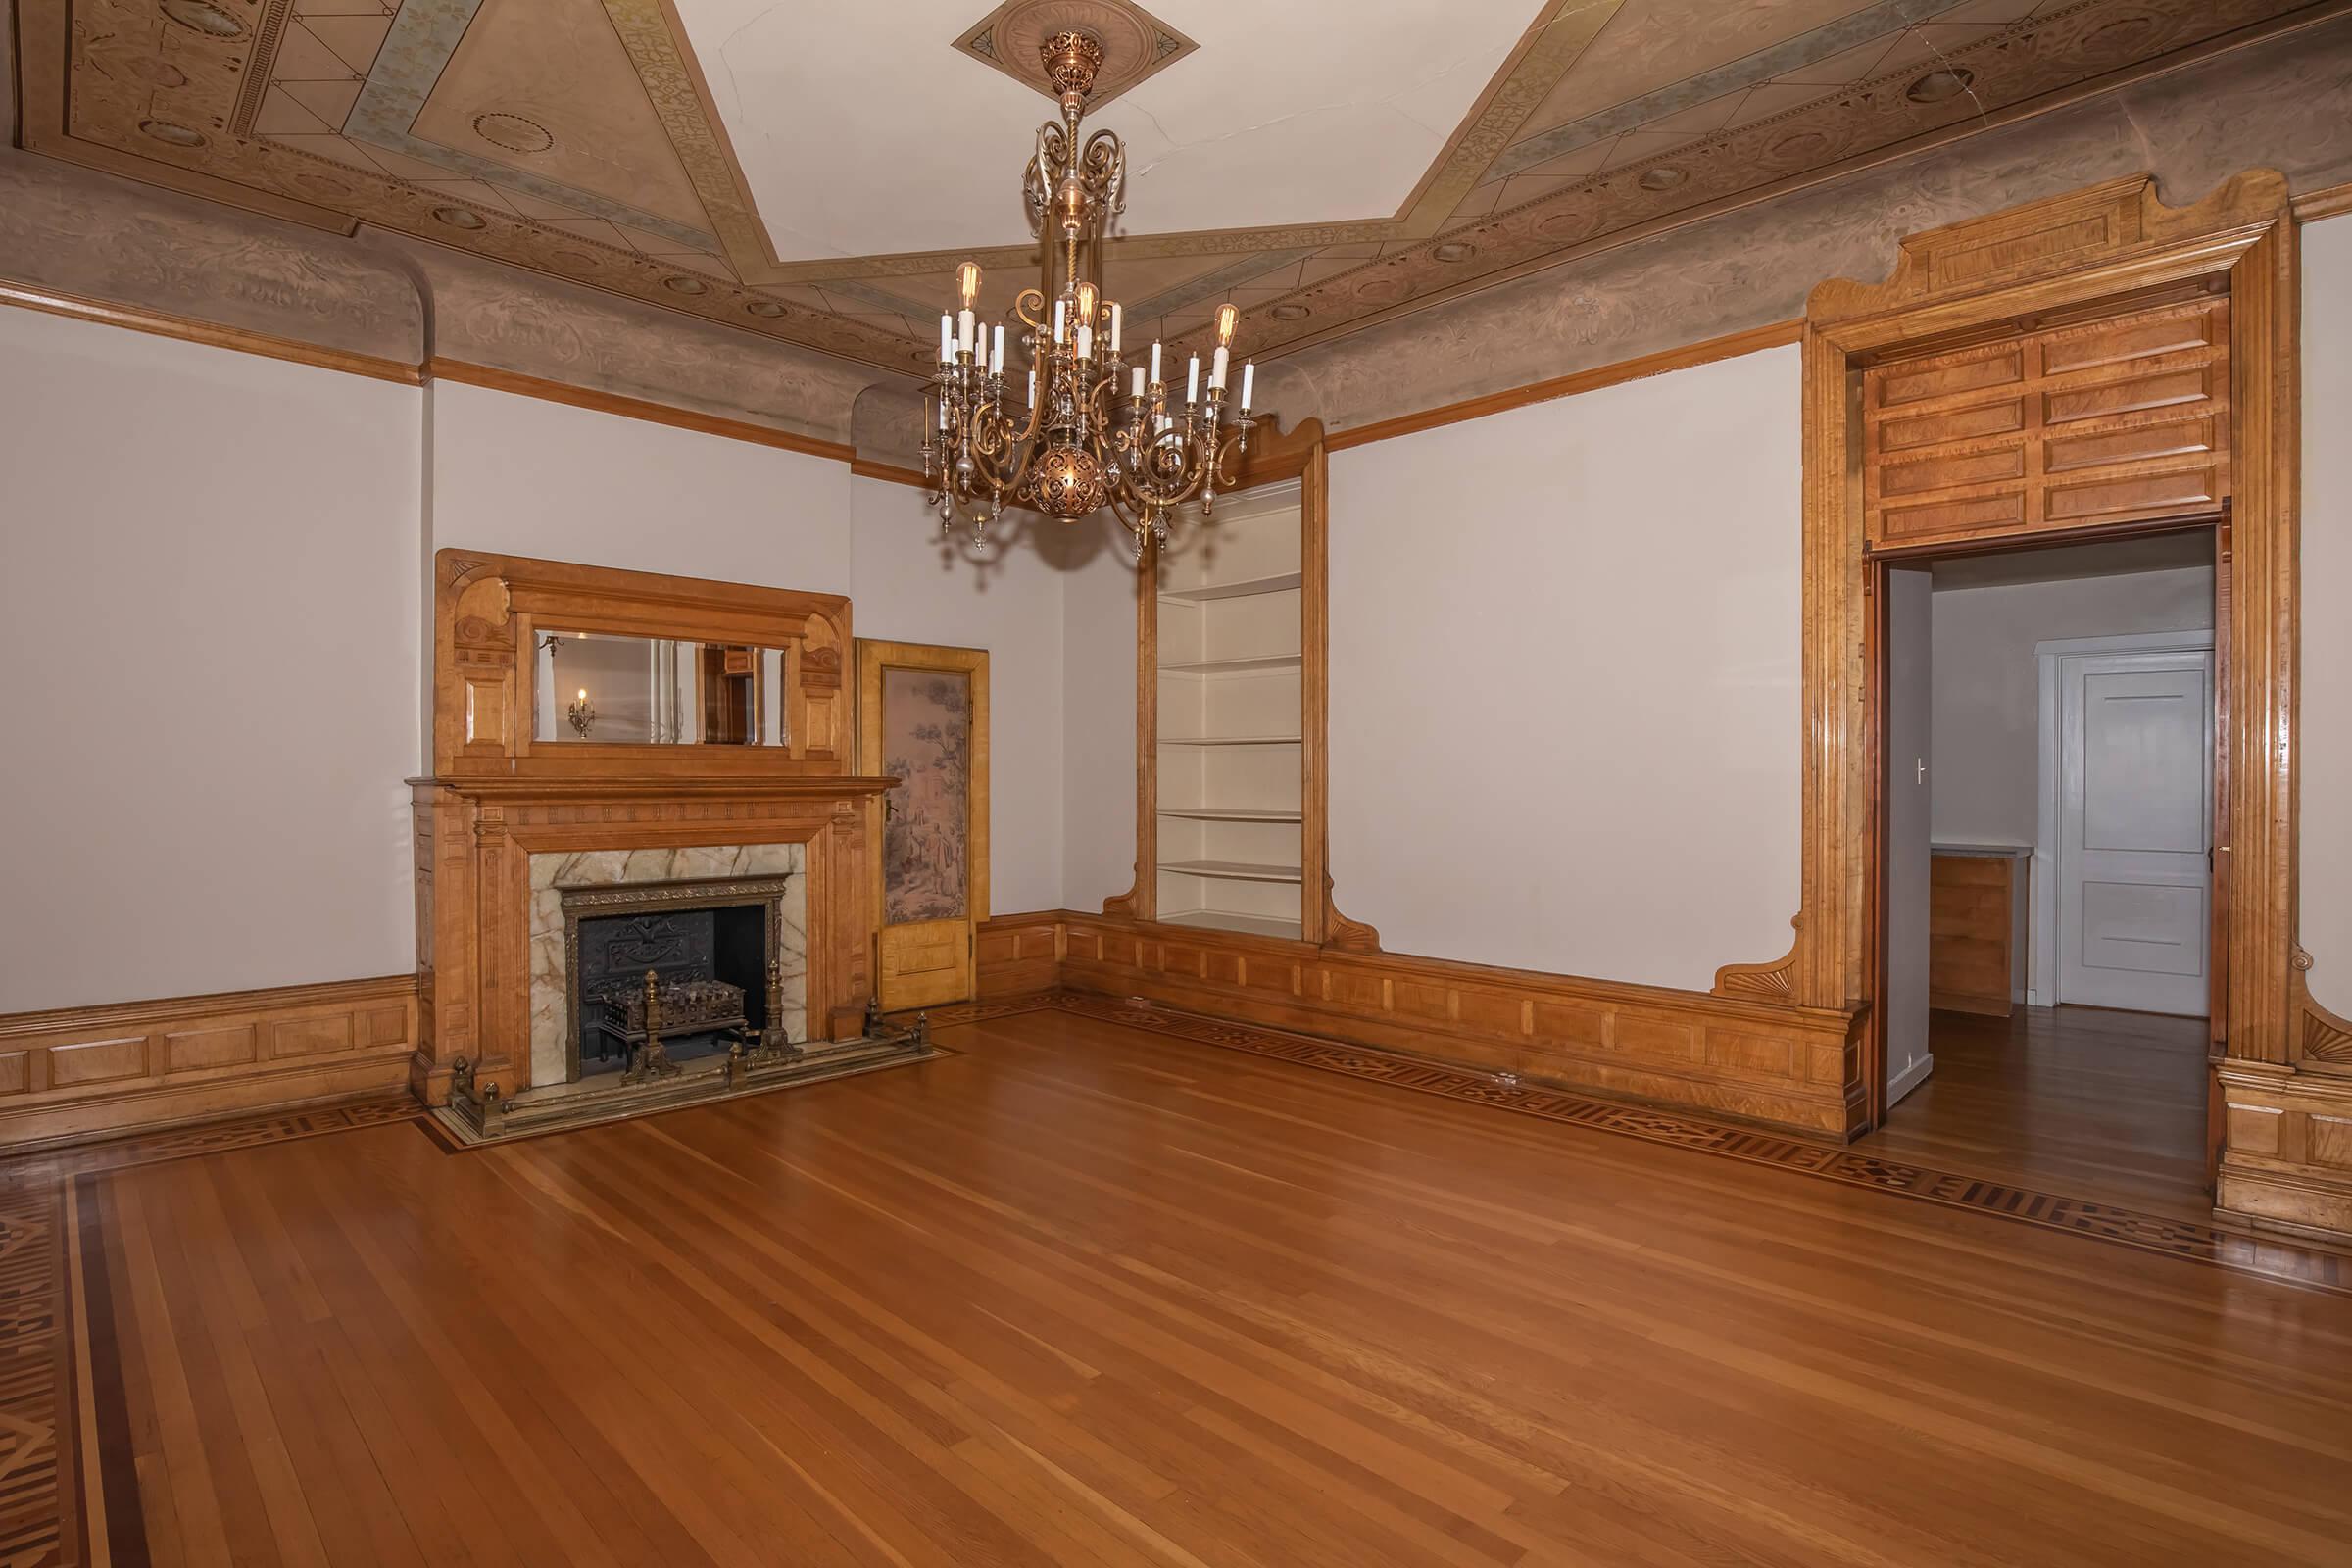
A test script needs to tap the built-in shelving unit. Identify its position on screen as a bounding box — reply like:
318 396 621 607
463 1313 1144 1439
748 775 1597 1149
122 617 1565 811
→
1153 478 1306 939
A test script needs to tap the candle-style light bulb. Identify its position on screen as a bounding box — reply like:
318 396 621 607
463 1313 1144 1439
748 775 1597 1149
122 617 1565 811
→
956 261 981 310
577 688 587 703
1214 302 1239 346
1075 280 1098 326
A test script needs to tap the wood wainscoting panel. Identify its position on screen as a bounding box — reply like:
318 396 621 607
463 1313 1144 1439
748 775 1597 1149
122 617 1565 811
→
978 912 1865 1136
0 974 417 1150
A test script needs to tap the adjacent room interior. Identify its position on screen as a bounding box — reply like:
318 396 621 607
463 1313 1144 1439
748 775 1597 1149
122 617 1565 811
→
4 3 2352 1563
1870 528 2221 1218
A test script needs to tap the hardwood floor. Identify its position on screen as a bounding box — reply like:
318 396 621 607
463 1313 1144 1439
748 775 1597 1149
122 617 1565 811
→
64 1008 2352 1567
1859 1004 2213 1220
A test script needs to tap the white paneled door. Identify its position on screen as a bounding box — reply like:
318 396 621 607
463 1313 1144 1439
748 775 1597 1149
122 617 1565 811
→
2055 649 2214 1016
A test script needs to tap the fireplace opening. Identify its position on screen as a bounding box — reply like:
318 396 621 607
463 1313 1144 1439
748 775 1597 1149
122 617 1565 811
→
561 875 794 1081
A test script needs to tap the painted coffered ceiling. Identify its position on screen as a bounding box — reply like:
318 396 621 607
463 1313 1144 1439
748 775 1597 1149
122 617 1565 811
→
13 0 2345 381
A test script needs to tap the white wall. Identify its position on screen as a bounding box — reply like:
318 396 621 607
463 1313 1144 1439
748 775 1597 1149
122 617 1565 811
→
1929 565 2213 849
848 476 1073 915
2304 216 2352 1017
1325 346 1803 992
1059 516 1141 912
427 380 857 594
0 309 423 1010
1885 567 1934 1102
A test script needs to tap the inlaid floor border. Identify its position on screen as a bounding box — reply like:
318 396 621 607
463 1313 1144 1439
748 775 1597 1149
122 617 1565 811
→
1020 991 2352 1297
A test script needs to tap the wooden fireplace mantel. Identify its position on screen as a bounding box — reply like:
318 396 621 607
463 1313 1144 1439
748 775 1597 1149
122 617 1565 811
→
412 551 899 1104
411 773 896 1103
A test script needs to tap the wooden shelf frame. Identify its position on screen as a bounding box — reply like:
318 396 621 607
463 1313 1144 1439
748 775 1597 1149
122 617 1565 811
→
1104 417 1378 954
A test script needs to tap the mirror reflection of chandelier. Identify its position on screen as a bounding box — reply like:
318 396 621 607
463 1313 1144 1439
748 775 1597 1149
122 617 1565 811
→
921 29 1255 556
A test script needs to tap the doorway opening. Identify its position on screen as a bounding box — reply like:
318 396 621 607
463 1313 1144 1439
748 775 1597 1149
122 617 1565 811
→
1863 525 2224 1219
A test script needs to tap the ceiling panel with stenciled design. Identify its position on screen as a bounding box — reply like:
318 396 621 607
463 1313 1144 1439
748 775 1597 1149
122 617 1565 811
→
12 0 2343 378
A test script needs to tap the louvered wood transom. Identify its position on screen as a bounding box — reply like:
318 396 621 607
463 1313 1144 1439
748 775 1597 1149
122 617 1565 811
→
1862 295 2232 551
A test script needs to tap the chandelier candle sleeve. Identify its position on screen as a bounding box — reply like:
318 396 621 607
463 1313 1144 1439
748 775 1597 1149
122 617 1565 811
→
1109 302 1122 352
1211 346 1228 391
1076 324 1093 361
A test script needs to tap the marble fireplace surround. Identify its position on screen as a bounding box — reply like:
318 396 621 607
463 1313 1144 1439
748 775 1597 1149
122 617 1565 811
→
528 843 807 1085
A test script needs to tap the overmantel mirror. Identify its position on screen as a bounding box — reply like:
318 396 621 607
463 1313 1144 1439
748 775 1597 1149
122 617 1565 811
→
431 549 853 779
532 629 790 747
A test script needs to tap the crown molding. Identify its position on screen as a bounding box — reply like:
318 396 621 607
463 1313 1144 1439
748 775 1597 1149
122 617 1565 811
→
0 278 422 383
1325 318 1802 452
2294 179 2352 221
421 358 857 462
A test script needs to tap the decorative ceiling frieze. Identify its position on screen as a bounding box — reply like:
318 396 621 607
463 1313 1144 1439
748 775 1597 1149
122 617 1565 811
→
11 0 2344 380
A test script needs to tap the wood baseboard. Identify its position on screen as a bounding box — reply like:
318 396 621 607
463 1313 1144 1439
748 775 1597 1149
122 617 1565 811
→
0 975 418 1150
977 912 1867 1136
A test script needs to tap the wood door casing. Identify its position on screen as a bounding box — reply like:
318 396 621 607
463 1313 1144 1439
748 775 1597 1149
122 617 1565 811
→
858 641 989 1012
1862 295 2231 553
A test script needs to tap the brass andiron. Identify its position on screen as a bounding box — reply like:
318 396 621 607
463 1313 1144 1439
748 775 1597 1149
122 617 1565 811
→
622 968 679 1085
863 994 885 1038
446 1054 510 1136
749 954 800 1064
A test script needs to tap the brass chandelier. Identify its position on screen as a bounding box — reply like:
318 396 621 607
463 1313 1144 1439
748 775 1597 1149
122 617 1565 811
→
922 29 1255 554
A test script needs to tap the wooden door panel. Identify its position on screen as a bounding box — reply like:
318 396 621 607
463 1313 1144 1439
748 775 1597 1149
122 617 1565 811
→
857 642 990 1014
1863 296 2230 551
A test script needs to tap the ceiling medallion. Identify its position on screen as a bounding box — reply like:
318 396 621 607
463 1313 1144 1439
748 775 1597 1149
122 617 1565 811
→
432 206 487 230
472 112 554 154
923 29 1256 556
139 118 209 148
1905 67 1976 104
953 0 1197 110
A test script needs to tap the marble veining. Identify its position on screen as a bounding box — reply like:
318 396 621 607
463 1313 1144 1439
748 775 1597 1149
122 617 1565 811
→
526 842 807 1085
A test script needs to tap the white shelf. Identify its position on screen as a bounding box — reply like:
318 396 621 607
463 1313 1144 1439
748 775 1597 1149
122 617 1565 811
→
1158 572 1302 603
1157 808 1303 822
1160 909 1303 940
1158 654 1303 674
1157 735 1300 747
1160 859 1303 884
